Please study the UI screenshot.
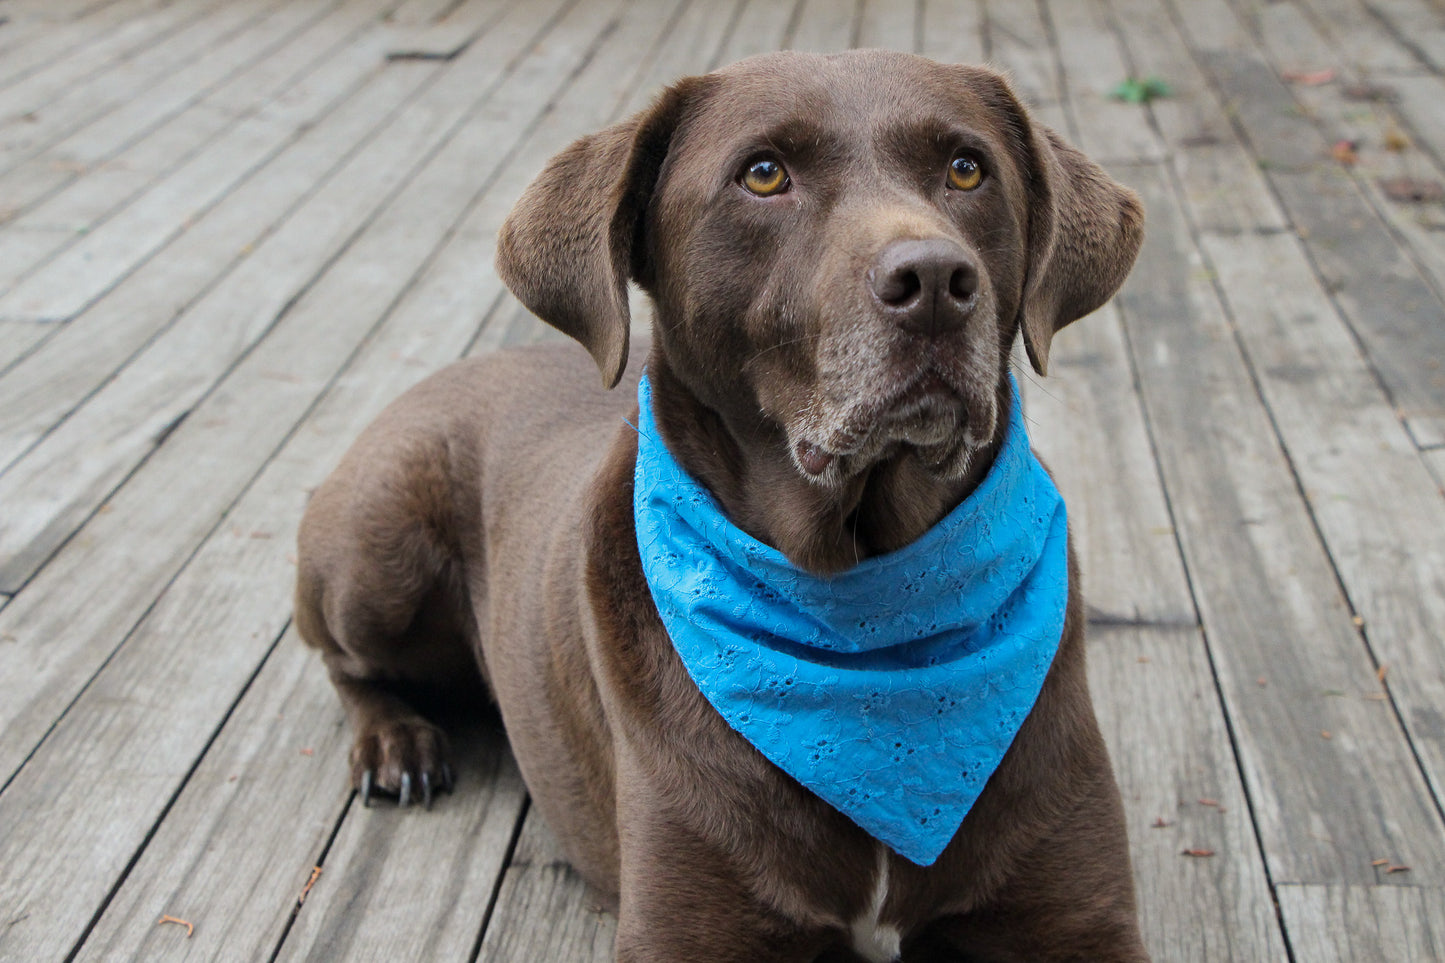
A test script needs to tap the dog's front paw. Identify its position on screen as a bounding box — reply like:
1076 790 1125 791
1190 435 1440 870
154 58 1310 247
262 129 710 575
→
350 717 453 809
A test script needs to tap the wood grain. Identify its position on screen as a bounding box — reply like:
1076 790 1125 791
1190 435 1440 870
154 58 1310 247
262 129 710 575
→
856 0 915 50
918 0 983 65
713 0 803 65
0 1 680 958
1169 0 1445 456
0 0 179 92
475 813 617 963
1278 884 1445 961
0 0 416 475
0 3 387 324
0 320 45 372
1109 161 1445 885
0 0 582 800
384 0 505 60
0 0 241 177
1024 302 1289 960
0 48 441 588
787 0 860 52
0 0 361 273
1045 0 1167 164
986 0 1061 107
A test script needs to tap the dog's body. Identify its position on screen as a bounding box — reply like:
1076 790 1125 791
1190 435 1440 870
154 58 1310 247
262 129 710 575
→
296 51 1148 961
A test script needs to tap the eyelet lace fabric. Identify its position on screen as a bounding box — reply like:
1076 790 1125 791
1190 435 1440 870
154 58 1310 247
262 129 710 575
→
632 374 1068 866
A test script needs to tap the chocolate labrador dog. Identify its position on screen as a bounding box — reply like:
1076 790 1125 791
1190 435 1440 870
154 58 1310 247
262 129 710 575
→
295 50 1146 962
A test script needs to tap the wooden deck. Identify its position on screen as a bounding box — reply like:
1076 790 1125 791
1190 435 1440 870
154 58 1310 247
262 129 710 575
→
1 0 1444 958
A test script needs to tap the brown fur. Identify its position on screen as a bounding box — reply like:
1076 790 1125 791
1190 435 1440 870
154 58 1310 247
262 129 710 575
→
296 51 1147 961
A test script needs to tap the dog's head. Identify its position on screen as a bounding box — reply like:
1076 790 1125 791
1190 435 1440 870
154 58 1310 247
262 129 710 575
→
497 50 1142 488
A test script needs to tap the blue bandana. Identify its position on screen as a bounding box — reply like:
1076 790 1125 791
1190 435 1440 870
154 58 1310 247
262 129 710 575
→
632 373 1068 866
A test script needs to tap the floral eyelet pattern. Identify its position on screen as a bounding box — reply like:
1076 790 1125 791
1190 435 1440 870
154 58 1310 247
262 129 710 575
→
632 373 1068 866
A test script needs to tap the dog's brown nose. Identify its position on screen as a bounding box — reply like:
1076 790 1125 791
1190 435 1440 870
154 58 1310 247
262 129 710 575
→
868 239 977 336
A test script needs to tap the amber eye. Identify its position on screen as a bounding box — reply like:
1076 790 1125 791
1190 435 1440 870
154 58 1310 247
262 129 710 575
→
741 157 789 196
947 154 984 191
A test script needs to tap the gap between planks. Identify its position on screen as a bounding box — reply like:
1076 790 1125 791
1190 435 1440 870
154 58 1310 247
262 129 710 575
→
0 0 676 959
1110 0 1445 859
60 0 694 957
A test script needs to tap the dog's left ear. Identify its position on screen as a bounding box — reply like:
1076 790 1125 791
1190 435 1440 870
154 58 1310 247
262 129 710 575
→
965 69 1144 375
495 77 711 389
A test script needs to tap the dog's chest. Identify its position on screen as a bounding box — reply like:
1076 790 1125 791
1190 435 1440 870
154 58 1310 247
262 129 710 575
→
847 845 902 963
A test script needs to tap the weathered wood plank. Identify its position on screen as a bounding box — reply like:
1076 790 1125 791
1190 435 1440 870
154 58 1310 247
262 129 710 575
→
0 320 46 372
1111 0 1445 893
1365 0 1445 72
1045 0 1166 164
0 0 618 956
1106 0 1289 235
1277 884 1445 961
1293 0 1427 74
1232 0 1445 374
0 1 680 957
787 0 859 52
475 813 617 963
0 0 341 287
69 37 647 934
0 0 356 244
272 718 526 963
385 0 458 26
713 0 803 66
1111 161 1445 885
0 6 404 324
0 0 196 94
618 0 749 116
0 0 416 479
918 0 984 65
1024 303 1289 961
986 0 1061 107
1425 448 1445 490
0 0 576 788
1198 227 1445 849
856 0 915 50
1392 74 1445 172
1169 0 1445 461
1021 313 1194 626
385 0 502 60
0 55 443 588
0 0 237 166
71 635 362 963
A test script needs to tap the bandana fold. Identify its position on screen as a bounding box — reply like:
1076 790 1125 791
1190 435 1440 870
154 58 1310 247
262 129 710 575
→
633 373 1067 866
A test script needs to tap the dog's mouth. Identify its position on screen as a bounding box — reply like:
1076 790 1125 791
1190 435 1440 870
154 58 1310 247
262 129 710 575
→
789 367 990 485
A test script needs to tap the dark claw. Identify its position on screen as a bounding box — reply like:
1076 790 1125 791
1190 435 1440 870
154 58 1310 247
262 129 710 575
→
442 764 454 792
422 772 433 810
360 769 374 808
399 772 413 808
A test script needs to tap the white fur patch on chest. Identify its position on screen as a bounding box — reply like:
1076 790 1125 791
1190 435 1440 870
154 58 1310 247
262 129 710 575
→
849 845 902 963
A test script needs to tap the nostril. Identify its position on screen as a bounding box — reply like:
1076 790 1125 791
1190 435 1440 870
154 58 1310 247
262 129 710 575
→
891 269 922 305
870 266 923 306
948 264 977 301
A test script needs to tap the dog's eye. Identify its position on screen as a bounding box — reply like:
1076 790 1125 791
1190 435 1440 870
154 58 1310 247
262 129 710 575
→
741 158 789 196
947 154 984 191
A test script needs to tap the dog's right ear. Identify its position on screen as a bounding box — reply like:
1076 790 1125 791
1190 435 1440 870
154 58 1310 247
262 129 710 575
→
495 77 710 389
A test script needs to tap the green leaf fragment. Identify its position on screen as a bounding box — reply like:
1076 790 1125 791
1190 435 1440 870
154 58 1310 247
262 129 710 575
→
1110 76 1173 104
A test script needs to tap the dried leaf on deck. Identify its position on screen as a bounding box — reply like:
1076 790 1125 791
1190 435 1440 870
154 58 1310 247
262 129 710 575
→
1331 140 1359 166
1282 68 1336 86
1379 177 1445 203
1341 82 1398 102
